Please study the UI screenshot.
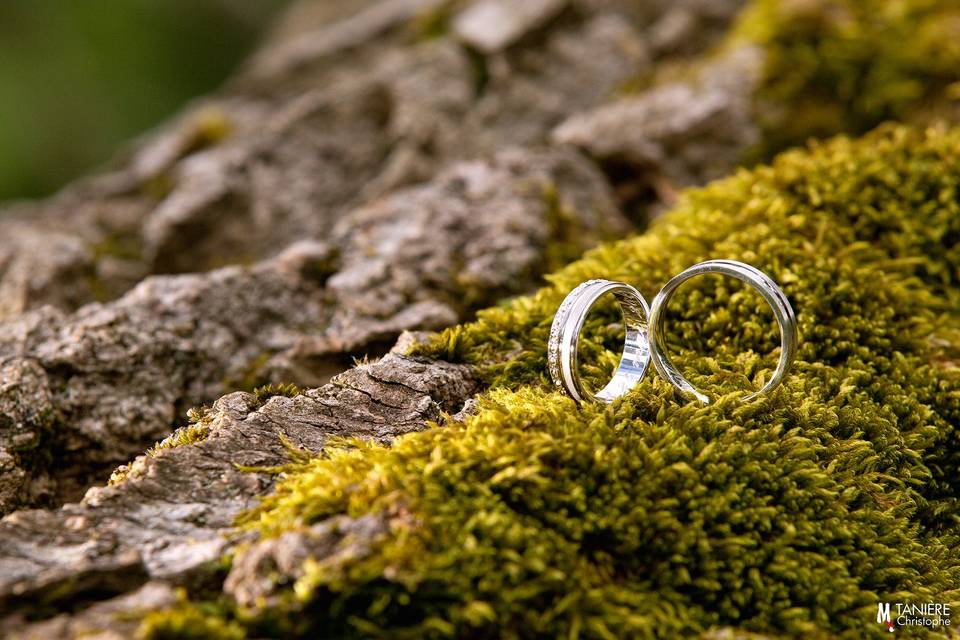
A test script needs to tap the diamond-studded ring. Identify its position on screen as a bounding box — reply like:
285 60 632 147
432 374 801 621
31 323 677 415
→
547 279 651 403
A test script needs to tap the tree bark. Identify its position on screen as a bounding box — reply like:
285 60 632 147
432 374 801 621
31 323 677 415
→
0 0 754 635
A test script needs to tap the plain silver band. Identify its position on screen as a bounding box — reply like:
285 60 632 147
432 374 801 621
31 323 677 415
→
648 259 798 403
547 279 651 403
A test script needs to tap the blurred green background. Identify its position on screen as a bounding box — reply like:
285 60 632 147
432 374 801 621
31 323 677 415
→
0 0 290 202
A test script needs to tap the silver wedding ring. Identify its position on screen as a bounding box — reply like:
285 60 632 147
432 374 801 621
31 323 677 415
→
547 279 651 403
649 260 798 403
547 261 798 404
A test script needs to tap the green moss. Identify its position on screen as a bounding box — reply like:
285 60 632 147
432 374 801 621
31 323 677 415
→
107 463 135 486
86 231 146 303
109 406 215 486
146 125 960 637
252 383 302 408
735 0 960 158
147 406 216 456
111 386 303 486
139 591 244 640
541 181 600 274
142 170 176 201
136 106 232 202
185 106 233 151
409 0 458 42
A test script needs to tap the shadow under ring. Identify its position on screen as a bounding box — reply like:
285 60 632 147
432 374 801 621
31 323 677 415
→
547 279 651 403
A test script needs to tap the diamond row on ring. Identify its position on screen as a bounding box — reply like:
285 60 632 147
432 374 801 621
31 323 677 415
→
547 279 604 393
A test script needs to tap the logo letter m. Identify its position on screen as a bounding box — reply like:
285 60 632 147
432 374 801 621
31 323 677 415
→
877 602 891 623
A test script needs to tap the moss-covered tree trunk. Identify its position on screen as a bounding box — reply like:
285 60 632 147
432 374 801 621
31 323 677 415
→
1 0 959 638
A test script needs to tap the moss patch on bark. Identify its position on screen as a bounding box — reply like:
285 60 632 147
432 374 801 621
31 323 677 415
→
145 126 960 638
735 0 960 158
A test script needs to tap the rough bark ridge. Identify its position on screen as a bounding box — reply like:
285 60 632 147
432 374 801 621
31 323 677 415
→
0 0 742 318
0 353 476 638
0 0 764 635
0 0 751 517
0 146 621 514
